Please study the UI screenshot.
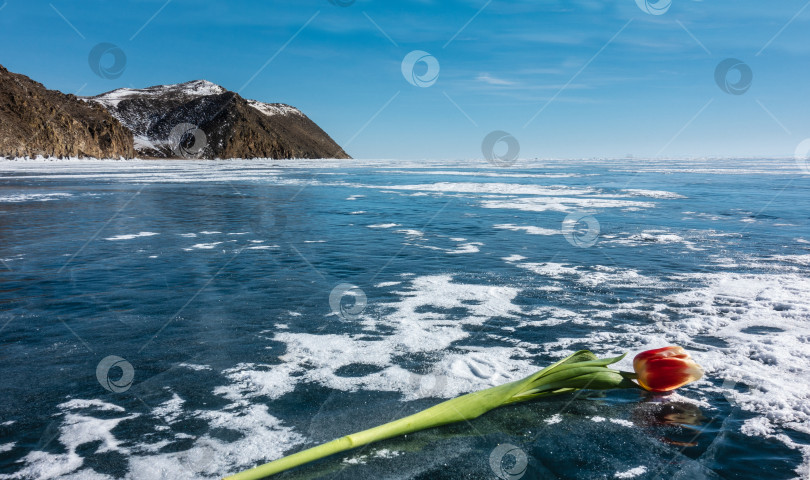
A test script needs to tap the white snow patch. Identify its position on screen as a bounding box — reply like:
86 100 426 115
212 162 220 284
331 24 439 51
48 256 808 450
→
447 241 483 254
610 419 635 428
57 399 126 412
87 80 226 108
0 193 72 203
494 224 559 235
177 363 212 371
621 189 685 199
342 448 402 465
481 197 654 213
396 229 424 237
125 403 303 480
216 274 533 403
382 170 580 179
104 231 159 241
614 466 647 478
376 182 594 196
184 242 222 250
247 99 302 117
152 393 185 424
7 402 139 480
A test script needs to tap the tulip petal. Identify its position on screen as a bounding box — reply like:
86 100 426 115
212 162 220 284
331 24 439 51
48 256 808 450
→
633 346 704 392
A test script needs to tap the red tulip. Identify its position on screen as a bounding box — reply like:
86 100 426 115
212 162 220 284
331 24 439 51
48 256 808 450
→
633 346 703 392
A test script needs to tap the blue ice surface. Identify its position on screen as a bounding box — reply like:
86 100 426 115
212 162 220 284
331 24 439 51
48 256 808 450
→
0 158 808 479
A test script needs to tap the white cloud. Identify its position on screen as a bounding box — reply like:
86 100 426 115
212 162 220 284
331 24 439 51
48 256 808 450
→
476 73 516 86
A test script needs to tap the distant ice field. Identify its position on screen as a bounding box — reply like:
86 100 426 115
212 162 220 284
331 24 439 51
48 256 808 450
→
0 157 808 479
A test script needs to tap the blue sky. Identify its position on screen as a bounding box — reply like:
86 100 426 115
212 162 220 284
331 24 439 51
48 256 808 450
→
1 0 809 160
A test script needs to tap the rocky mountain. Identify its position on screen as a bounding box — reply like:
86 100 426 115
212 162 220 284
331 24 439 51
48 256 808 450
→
0 64 350 160
0 65 135 159
84 80 350 159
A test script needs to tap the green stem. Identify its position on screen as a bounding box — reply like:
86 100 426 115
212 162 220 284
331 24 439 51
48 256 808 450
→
223 386 511 480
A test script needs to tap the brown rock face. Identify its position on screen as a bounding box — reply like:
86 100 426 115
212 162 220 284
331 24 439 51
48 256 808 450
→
0 64 135 159
217 94 352 160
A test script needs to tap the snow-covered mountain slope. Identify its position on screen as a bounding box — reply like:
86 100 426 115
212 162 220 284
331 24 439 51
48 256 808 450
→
246 99 304 118
83 81 349 159
89 80 227 108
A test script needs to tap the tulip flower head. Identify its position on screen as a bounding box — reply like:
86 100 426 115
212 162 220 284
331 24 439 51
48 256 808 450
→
633 346 703 392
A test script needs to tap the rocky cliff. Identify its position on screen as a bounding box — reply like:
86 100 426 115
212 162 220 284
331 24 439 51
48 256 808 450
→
0 65 135 159
85 80 350 159
0 65 350 160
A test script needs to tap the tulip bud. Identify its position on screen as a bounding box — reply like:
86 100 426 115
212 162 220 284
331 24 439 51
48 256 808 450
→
633 346 703 392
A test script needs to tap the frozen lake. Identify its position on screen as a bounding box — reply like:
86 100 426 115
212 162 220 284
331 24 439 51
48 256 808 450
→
0 158 808 479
